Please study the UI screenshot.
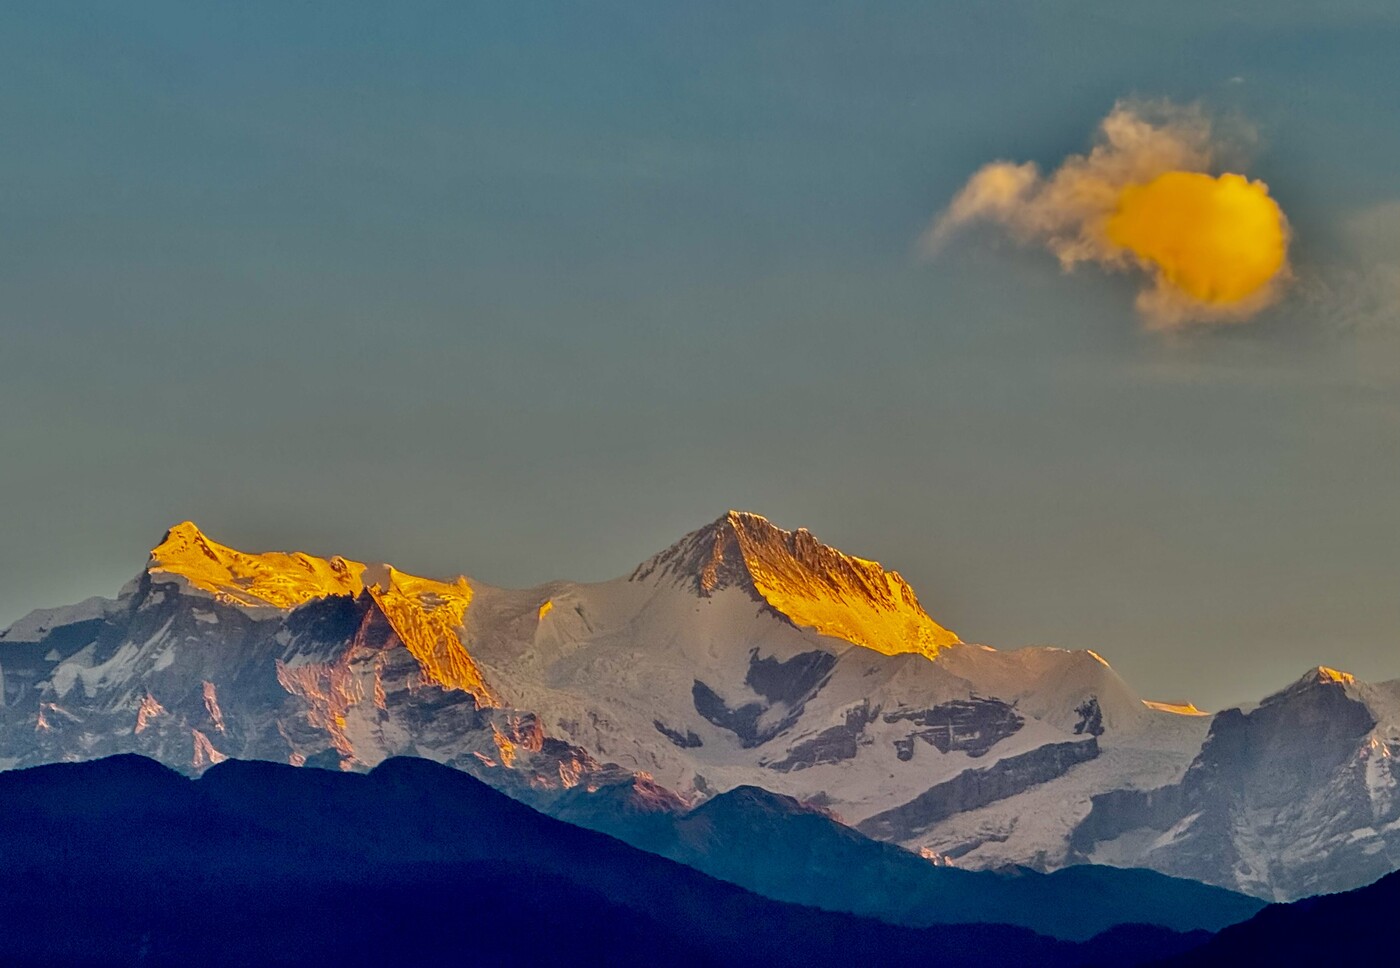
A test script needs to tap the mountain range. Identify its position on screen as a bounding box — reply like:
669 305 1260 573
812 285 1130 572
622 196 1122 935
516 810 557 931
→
3 511 1398 907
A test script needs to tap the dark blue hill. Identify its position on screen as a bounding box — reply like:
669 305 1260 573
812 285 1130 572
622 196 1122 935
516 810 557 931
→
551 778 1263 940
0 755 1208 967
1160 864 1400 965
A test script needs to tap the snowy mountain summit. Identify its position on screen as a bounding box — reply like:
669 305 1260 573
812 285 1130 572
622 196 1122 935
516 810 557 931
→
149 520 369 608
1 512 1394 900
632 511 959 659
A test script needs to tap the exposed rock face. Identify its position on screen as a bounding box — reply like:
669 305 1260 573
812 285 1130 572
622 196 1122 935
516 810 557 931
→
692 680 772 747
1071 669 1400 899
1074 697 1105 737
654 720 703 748
766 703 880 772
693 649 838 748
882 698 1025 757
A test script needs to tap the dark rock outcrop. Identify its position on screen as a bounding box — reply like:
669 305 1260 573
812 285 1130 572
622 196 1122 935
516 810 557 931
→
654 720 703 749
692 649 838 748
882 698 1024 758
859 739 1100 841
1073 697 1104 737
1068 670 1396 899
766 703 879 772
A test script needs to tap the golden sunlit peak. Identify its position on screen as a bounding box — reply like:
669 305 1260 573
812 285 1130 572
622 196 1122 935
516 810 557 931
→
147 522 367 609
634 509 960 660
151 520 220 564
364 567 495 703
148 523 495 706
1311 666 1356 686
161 520 206 543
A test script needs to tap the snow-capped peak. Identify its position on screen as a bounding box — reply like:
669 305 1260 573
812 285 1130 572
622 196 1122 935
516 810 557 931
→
145 522 496 704
630 510 959 659
147 521 368 608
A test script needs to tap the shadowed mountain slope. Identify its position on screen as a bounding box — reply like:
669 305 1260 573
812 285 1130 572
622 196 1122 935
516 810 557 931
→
0 755 1207 968
550 780 1262 941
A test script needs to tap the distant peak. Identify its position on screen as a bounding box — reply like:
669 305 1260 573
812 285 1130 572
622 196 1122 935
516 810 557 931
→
631 511 959 659
1266 666 1361 705
1306 666 1356 687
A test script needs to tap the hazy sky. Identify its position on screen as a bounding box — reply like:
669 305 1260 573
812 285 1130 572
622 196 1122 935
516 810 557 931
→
4 2 1400 709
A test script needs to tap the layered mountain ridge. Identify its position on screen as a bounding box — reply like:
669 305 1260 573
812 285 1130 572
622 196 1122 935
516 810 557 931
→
0 753 1216 968
1 511 1395 901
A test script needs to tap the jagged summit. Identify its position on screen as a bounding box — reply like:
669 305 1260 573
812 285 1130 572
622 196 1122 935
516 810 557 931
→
631 511 770 595
147 521 495 706
631 510 959 659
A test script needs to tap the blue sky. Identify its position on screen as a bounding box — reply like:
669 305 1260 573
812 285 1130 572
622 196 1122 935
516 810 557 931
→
3 2 1400 708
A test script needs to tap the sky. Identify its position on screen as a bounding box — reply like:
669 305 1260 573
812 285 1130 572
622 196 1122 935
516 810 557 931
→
3 1 1400 710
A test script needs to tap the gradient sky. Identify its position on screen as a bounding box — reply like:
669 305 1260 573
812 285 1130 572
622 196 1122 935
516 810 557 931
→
4 2 1400 710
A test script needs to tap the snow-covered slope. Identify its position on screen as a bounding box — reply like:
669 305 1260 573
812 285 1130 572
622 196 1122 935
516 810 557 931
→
1 511 1385 900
